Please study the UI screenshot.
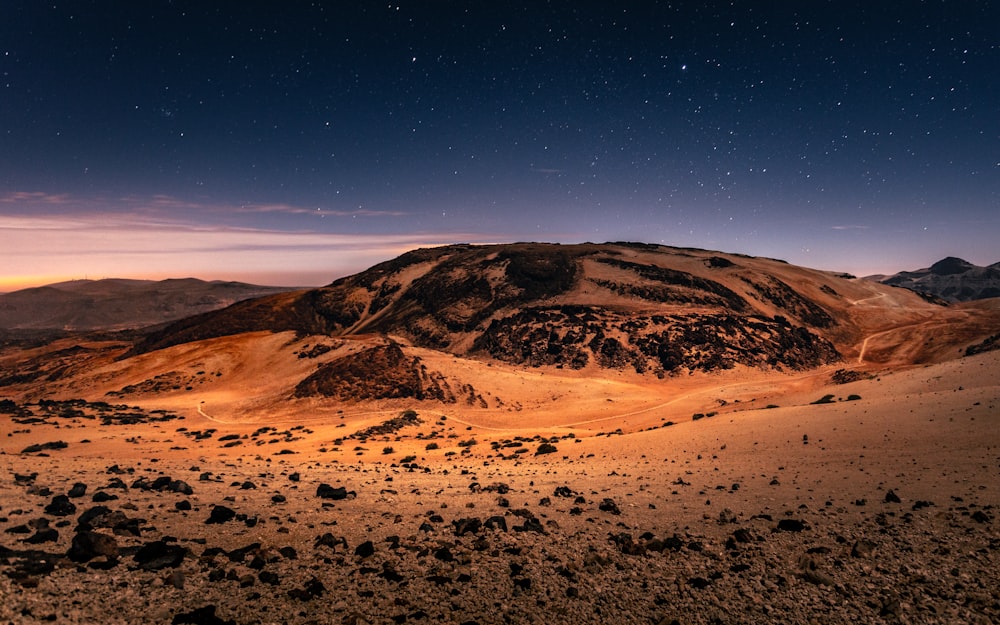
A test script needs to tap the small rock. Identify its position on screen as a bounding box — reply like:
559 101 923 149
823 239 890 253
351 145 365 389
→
134 540 186 570
851 540 876 558
205 505 236 524
25 528 59 544
171 605 235 625
316 483 352 500
68 531 119 563
599 498 621 515
776 519 806 532
44 495 76 517
354 540 375 558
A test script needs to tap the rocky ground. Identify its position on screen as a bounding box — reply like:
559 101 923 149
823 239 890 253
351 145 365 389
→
2 352 999 624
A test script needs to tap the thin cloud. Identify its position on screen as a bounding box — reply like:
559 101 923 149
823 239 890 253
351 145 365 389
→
830 225 870 231
231 203 408 217
0 191 73 204
2 190 408 220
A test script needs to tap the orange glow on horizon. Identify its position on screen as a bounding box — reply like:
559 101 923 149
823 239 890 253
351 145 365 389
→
0 274 81 292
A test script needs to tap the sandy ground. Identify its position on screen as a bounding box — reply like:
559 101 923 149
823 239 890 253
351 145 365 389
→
1 348 998 624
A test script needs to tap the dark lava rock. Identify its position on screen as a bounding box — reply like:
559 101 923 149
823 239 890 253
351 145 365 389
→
226 543 262 563
354 540 375 558
67 483 87 498
258 570 280 585
14 472 38 484
599 498 621 515
171 605 236 625
776 519 806 532
514 517 546 534
21 441 68 454
316 483 351 500
314 533 347 550
609 533 646 556
76 506 111 529
553 486 575 498
971 510 992 524
25 528 59 544
884 490 901 504
44 495 77 517
434 546 455 562
453 517 482 536
67 531 119 563
688 577 712 589
288 578 326 601
535 442 558 455
378 562 405 583
205 505 236 524
484 515 508 532
92 491 117 503
134 540 186 570
175 500 192 511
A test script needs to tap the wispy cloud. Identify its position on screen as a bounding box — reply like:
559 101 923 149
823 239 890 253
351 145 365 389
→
0 191 73 204
229 202 407 217
0 190 408 221
830 224 870 231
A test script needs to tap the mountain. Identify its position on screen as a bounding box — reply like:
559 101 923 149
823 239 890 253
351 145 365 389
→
129 243 851 372
0 278 298 331
3 241 998 420
871 257 1000 302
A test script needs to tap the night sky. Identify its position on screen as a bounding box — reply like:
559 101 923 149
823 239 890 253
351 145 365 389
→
2 2 997 289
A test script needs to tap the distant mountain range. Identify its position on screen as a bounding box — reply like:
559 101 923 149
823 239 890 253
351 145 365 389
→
0 278 298 330
868 257 1000 302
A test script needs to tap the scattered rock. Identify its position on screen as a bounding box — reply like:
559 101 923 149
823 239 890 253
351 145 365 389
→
134 540 186 570
776 519 806 532
599 498 621 515
316 484 352 500
171 605 236 625
67 531 119 563
44 495 76 517
205 505 236 524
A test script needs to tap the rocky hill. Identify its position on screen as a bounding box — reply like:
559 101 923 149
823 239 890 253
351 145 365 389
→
129 243 879 382
0 278 297 331
3 241 996 418
872 257 1000 302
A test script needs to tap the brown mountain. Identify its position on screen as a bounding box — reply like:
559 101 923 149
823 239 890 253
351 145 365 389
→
3 242 996 416
0 278 297 331
130 243 849 372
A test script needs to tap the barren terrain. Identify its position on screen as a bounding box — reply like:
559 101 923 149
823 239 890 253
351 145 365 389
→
1 244 999 624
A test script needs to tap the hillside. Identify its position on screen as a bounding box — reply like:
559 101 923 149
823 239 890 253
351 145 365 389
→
0 278 297 331
129 243 908 370
2 242 996 424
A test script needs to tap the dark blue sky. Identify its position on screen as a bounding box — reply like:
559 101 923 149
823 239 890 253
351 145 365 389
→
1 2 997 287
